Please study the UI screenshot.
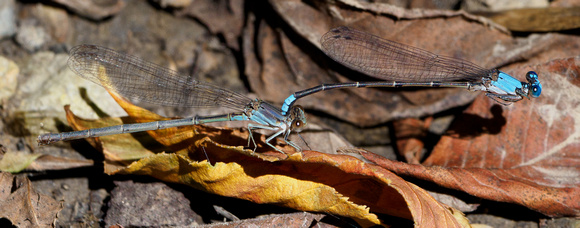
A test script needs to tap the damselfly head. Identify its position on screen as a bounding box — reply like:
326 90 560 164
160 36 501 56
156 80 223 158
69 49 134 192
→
526 71 542 98
288 105 307 132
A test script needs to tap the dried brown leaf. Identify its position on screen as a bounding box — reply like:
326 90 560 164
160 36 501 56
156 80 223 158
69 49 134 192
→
0 173 62 227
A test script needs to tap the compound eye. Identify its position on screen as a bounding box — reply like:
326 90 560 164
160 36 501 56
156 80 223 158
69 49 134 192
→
531 84 542 98
292 120 305 132
525 71 541 98
526 71 538 82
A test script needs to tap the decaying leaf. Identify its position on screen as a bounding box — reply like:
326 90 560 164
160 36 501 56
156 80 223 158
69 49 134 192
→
0 172 62 227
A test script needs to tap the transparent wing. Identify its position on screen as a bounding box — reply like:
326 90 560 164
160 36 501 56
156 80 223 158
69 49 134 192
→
68 45 252 111
320 26 492 82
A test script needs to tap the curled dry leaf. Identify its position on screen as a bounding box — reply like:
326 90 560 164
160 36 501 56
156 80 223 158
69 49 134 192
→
64 91 471 227
360 57 580 217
